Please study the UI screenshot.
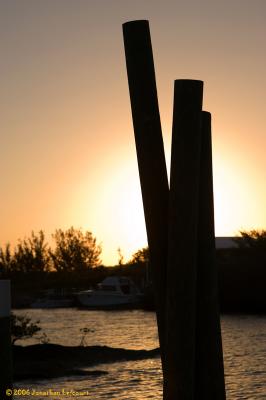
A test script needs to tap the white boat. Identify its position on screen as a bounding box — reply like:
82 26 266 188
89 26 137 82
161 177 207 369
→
76 276 143 309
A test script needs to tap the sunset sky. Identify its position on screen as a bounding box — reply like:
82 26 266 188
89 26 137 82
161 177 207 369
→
0 0 265 265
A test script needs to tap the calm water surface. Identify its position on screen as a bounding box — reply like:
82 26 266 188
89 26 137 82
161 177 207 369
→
14 309 266 399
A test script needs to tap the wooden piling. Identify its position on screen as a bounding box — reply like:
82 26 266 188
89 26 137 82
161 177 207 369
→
0 280 13 399
123 20 169 358
195 111 226 399
164 80 203 400
123 21 226 400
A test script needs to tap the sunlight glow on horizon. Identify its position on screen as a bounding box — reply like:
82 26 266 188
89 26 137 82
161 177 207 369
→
0 145 265 266
0 1 265 265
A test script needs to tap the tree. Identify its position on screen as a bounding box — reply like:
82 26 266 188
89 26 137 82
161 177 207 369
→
50 227 102 272
11 313 41 345
0 243 13 273
12 230 50 272
117 247 124 266
234 229 266 250
129 246 149 264
233 230 266 266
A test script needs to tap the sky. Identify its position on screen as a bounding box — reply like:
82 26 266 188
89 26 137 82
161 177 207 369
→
0 0 265 265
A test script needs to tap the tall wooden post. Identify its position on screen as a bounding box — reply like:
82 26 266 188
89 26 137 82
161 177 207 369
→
0 280 13 399
123 20 226 400
123 20 169 360
195 111 226 399
164 80 203 400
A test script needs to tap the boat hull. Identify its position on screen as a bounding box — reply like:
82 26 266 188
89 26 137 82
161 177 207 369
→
77 292 143 310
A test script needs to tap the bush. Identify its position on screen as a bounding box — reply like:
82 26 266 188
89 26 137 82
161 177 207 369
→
11 313 41 345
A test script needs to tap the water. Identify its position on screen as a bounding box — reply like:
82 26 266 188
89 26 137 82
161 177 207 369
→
13 309 266 399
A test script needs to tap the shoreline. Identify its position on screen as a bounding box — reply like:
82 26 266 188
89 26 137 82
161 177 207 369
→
13 343 160 381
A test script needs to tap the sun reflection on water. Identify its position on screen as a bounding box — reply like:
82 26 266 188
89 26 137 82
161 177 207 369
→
14 309 266 399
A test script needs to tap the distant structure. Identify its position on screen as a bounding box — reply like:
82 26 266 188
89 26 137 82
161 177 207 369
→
123 20 226 400
215 237 238 249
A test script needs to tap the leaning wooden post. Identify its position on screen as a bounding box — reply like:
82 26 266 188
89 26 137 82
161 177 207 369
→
0 280 13 399
164 80 203 400
195 111 226 399
123 20 169 361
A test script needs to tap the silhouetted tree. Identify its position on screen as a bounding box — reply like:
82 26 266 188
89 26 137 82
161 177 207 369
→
232 229 266 270
117 247 124 266
12 231 50 272
129 246 149 264
0 243 13 273
50 227 102 272
234 229 266 250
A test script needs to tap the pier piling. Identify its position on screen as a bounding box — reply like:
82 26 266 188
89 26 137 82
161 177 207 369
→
123 20 169 360
123 20 226 400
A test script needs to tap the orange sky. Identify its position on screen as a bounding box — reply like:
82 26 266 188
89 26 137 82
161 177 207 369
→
0 0 265 265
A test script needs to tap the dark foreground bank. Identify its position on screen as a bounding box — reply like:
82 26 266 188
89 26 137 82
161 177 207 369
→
13 344 160 381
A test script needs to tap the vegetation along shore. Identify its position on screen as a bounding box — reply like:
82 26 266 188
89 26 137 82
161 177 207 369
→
1 228 266 313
